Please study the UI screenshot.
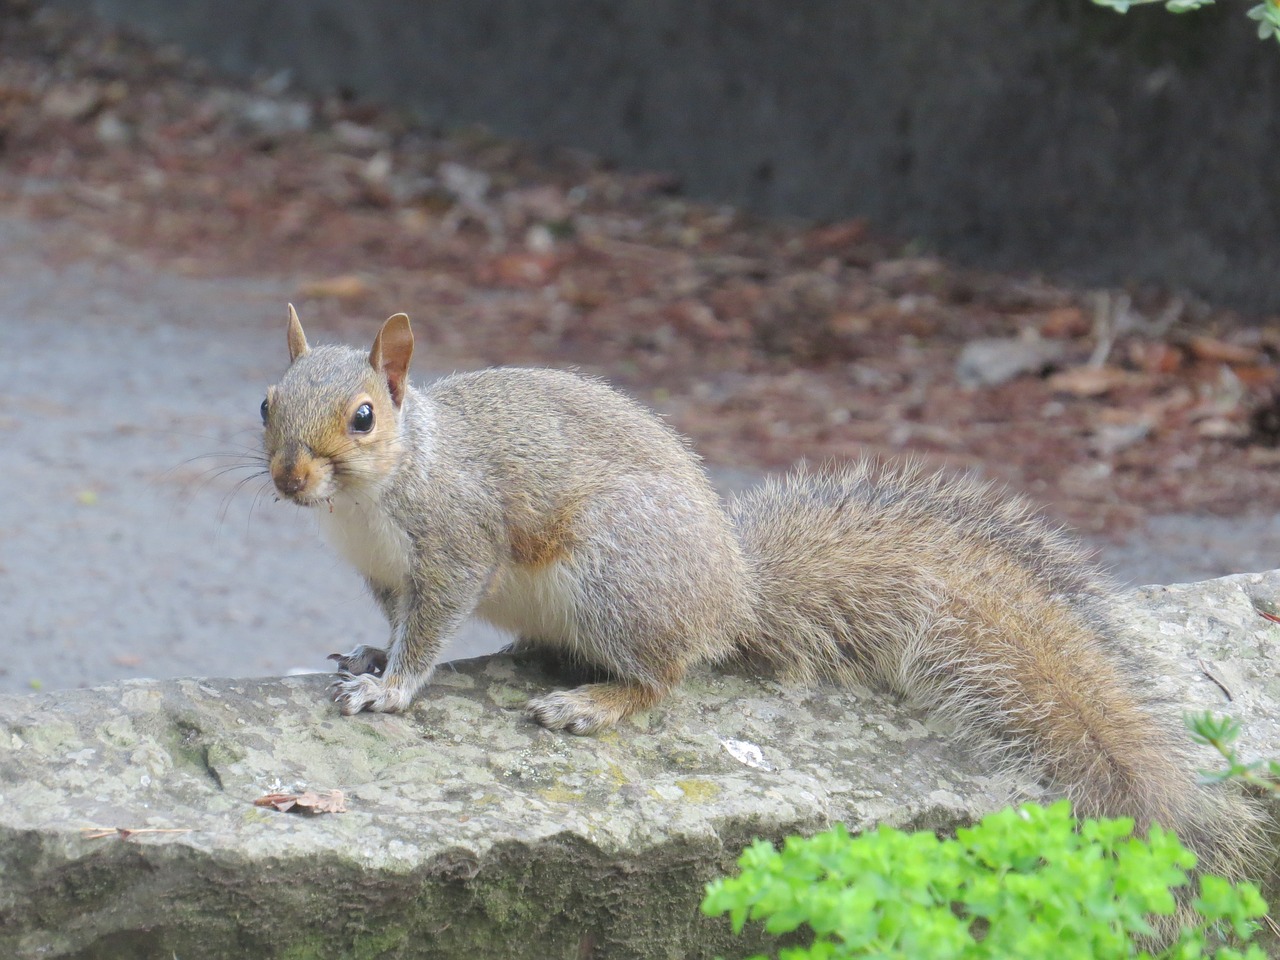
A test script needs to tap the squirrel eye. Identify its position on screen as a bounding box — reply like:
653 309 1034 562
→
260 397 269 425
350 402 375 434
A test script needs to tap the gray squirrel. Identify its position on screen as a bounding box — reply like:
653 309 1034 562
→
261 306 1265 889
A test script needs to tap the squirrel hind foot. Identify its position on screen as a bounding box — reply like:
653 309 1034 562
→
526 682 666 736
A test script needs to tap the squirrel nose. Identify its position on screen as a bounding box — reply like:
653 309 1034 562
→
270 451 313 498
274 471 307 497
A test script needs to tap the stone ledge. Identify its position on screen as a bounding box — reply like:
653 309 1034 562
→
2 572 1279 959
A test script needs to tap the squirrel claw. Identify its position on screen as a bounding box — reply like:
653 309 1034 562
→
329 673 368 715
329 671 414 715
328 644 388 677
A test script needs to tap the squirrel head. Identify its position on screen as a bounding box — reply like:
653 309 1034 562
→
262 305 414 506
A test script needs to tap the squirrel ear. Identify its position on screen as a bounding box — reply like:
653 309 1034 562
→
286 304 310 362
369 313 414 407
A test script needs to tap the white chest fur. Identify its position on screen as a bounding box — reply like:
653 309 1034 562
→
317 496 412 591
477 561 584 649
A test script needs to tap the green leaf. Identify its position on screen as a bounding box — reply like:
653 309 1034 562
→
703 796 1268 960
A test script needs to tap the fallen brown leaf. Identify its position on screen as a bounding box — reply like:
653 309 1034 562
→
481 252 560 287
1231 365 1279 389
1039 306 1089 339
81 826 192 840
1196 417 1247 440
1186 335 1261 366
1046 365 1142 398
1127 340 1184 375
296 274 371 301
807 218 869 251
254 789 348 814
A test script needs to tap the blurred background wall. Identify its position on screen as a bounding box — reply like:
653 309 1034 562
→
48 0 1280 310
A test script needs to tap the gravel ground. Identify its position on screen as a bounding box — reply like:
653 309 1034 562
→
1 215 1276 697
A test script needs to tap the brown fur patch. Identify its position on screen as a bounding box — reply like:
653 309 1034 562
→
509 501 579 568
580 681 666 721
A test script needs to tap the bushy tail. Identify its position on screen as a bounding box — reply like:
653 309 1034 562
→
728 460 1267 883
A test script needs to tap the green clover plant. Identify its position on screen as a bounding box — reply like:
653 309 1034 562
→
703 799 1268 959
1187 712 1280 795
1091 0 1280 47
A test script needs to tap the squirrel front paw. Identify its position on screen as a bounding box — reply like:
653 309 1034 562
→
329 671 415 715
327 644 388 676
